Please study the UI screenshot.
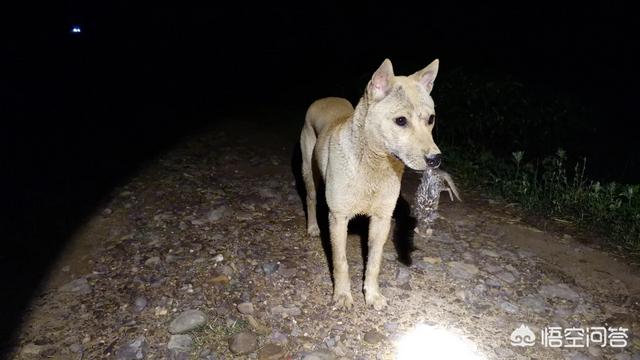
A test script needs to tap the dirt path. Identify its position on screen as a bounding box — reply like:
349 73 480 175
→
10 116 640 360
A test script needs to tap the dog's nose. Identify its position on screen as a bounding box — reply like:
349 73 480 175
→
426 154 441 168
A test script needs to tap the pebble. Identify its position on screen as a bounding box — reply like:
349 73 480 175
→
480 249 500 257
484 264 502 274
270 330 289 345
614 353 631 360
519 295 547 313
447 262 479 279
302 351 336 360
213 254 224 262
169 309 208 334
363 329 385 344
433 233 456 243
60 277 92 295
499 301 519 314
258 343 286 360
228 332 258 355
207 206 228 222
237 302 254 314
496 271 516 283
564 352 593 360
167 334 193 351
144 256 161 266
383 322 399 332
422 256 441 265
20 343 44 356
263 262 279 275
69 343 83 353
115 336 147 360
539 284 581 301
133 297 147 312
271 304 302 316
395 267 411 284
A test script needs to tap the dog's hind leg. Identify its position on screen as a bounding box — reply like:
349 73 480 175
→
329 211 353 309
300 122 320 236
364 215 390 309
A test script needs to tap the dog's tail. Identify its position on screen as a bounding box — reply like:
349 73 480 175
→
438 170 462 202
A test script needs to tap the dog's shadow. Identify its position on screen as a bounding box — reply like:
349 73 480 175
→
291 141 416 282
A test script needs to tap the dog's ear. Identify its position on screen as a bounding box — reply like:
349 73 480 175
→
411 59 439 93
368 59 394 101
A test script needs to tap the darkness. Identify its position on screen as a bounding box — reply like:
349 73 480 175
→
1 1 637 352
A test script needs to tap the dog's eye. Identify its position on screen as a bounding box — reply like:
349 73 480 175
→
428 114 436 125
394 116 408 127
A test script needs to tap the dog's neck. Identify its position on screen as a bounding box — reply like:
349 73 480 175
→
347 96 404 174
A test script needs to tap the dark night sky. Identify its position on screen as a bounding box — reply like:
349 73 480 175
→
0 1 638 348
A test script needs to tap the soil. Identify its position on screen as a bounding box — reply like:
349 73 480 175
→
8 113 640 360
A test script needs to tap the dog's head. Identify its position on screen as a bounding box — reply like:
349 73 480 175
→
364 58 441 170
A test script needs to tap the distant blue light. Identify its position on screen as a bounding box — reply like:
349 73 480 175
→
71 25 82 34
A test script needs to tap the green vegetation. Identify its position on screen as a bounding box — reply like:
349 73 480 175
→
437 69 640 255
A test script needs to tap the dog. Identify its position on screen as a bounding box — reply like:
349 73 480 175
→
300 58 442 309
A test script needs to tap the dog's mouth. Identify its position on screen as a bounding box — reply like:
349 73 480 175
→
390 151 404 163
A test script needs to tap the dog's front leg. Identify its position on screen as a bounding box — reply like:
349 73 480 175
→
364 215 390 310
329 211 353 309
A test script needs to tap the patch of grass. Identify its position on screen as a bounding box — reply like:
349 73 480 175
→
436 68 640 256
445 144 640 256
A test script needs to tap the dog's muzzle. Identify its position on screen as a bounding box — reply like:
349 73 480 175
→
425 154 442 168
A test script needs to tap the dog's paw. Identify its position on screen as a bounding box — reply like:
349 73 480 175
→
307 224 320 237
365 291 388 310
332 292 354 309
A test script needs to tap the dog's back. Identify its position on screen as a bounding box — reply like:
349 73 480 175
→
303 97 354 137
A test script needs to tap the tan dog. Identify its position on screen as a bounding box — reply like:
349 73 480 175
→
300 58 442 309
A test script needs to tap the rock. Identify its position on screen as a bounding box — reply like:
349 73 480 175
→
134 296 148 312
60 277 92 295
262 262 279 275
585 347 602 357
168 334 193 351
115 336 148 360
447 262 479 279
259 187 279 199
213 254 224 262
614 353 631 360
271 304 301 317
485 278 502 288
384 322 399 332
270 330 288 345
237 302 254 314
144 256 161 266
69 343 83 353
564 351 593 360
484 264 502 274
20 343 44 356
228 332 258 355
539 284 581 301
395 267 411 285
169 309 208 334
432 232 455 243
422 256 441 265
207 206 227 222
496 271 516 283
302 351 336 360
258 343 286 360
363 329 385 344
499 301 519 314
519 295 547 313
480 249 500 257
